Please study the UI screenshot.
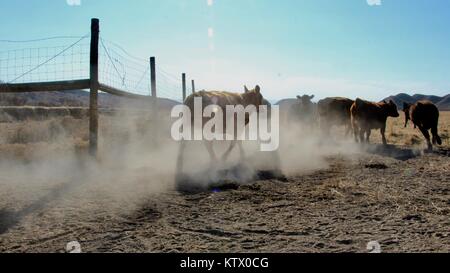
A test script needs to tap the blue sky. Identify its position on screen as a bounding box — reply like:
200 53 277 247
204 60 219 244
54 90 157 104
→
1 0 449 101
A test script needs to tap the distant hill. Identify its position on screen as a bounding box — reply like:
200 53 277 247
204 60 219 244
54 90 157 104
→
0 89 180 110
436 94 450 110
275 98 297 107
382 93 450 111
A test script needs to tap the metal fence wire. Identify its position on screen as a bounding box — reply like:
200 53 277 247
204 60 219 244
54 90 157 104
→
0 35 90 84
0 33 187 102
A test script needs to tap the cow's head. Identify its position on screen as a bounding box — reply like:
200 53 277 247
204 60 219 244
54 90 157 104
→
297 95 315 106
382 100 400 118
403 102 412 128
243 85 264 110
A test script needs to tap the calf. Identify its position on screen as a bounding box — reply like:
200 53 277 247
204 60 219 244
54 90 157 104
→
288 95 317 128
182 85 264 162
403 100 441 150
317 97 354 136
350 98 399 145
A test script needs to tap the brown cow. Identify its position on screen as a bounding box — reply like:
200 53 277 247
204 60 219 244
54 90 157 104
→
317 97 354 136
181 85 264 163
350 98 400 145
403 100 441 150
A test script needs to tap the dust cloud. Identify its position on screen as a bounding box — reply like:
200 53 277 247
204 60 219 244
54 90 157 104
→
0 103 362 224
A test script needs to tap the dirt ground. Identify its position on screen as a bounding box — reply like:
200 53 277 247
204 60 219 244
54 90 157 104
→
0 112 449 253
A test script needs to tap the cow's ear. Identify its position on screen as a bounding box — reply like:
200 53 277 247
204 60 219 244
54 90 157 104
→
310 95 315 100
383 100 387 104
255 85 260 94
244 85 249 93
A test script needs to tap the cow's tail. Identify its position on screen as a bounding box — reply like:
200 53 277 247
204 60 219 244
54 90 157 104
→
349 102 359 142
431 126 442 145
432 128 442 145
431 111 442 145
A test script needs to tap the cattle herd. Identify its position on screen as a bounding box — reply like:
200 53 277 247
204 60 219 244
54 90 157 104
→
288 95 442 150
180 87 442 165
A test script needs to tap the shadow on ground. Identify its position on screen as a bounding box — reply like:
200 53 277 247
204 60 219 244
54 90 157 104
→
0 178 82 235
175 163 286 194
364 144 423 161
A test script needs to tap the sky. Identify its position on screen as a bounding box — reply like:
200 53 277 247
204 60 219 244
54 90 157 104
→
0 0 449 101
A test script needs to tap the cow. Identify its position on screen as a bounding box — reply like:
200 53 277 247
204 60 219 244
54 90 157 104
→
180 85 265 163
350 98 400 145
403 100 441 150
317 97 354 137
288 95 317 129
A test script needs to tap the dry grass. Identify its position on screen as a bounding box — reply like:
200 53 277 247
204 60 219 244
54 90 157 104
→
370 111 450 148
0 116 89 162
0 112 159 162
0 111 449 162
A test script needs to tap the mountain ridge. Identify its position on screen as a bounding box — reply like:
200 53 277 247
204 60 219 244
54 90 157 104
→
382 93 450 110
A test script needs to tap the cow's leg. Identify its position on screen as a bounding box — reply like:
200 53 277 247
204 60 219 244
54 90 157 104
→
431 126 442 146
354 128 359 142
345 122 352 137
353 126 360 143
351 117 359 143
365 129 371 143
380 126 387 145
204 140 218 162
359 128 365 143
320 117 328 136
221 140 237 162
176 140 187 174
321 121 331 141
238 141 245 160
419 126 432 150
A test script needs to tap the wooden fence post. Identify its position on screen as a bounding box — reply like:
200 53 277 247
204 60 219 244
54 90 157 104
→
191 79 195 94
182 73 186 102
149 56 158 145
150 57 156 98
89 18 100 157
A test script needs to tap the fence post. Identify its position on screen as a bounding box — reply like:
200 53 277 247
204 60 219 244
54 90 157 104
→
182 73 186 102
149 56 158 145
150 57 156 97
191 79 195 94
89 18 100 157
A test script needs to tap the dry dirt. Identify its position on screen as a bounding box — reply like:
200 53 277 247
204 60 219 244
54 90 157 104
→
0 112 449 253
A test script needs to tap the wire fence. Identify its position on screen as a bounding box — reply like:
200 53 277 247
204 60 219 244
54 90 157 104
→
0 19 202 156
0 35 90 84
99 37 151 96
0 33 188 102
157 66 184 101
